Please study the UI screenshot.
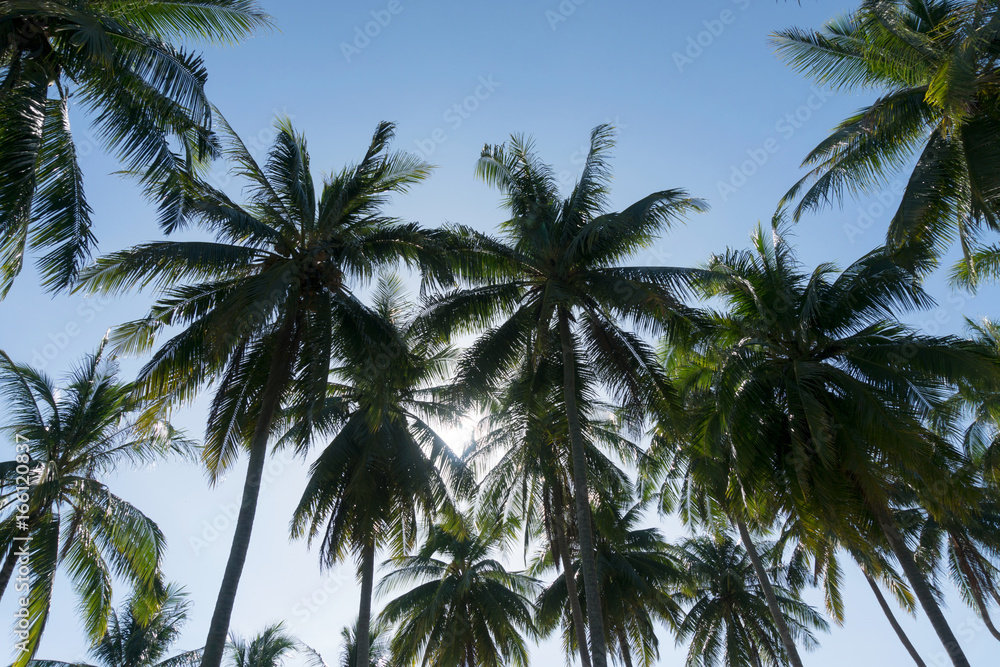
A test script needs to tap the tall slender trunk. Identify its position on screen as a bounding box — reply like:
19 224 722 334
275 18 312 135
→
552 481 592 667
863 571 927 666
734 518 805 667
356 539 377 667
200 317 297 667
951 538 1000 643
869 501 971 667
558 308 608 667
616 631 633 667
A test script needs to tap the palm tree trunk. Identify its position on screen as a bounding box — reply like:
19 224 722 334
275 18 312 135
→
863 571 927 666
356 539 377 667
552 482 593 667
951 540 1000 643
617 630 633 667
558 307 608 667
200 318 297 667
733 518 805 667
869 501 971 667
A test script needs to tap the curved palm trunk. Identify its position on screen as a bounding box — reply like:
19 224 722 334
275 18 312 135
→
869 501 971 667
558 308 608 667
863 571 927 666
733 518 805 667
356 539 377 667
200 319 297 667
552 482 593 667
951 539 1000 644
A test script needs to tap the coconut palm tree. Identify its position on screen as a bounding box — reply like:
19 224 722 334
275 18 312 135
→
687 219 999 667
226 623 326 667
468 341 639 667
773 0 1000 275
0 344 192 664
77 119 448 667
535 500 682 667
423 124 707 667
337 619 389 667
640 339 811 667
27 583 201 667
0 0 270 296
670 535 827 667
290 278 467 667
909 492 1000 643
377 517 539 667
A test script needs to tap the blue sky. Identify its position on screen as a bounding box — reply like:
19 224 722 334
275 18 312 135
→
3 0 1000 664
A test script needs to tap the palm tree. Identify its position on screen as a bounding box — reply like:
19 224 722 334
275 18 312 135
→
27 583 201 667
424 124 708 667
377 517 539 667
774 513 928 666
687 219 999 667
0 344 192 664
226 623 326 667
911 492 1000 643
337 619 389 667
670 535 827 667
773 0 1000 275
77 119 448 667
468 341 639 667
290 278 467 667
0 0 270 296
535 500 682 667
641 339 811 667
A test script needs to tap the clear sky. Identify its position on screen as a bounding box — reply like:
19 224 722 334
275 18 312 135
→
3 0 999 664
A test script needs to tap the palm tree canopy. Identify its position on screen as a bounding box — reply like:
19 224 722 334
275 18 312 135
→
671 535 828 667
28 583 202 667
78 119 450 481
773 0 1000 274
377 518 539 667
686 220 999 538
226 623 326 667
0 0 271 296
289 277 468 566
425 124 709 418
0 343 194 664
535 500 683 667
337 619 390 667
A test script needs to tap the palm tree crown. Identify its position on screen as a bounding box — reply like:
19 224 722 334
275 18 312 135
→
78 118 446 667
671 535 828 667
425 123 708 667
0 343 192 664
28 583 202 667
0 0 271 295
377 518 539 667
774 0 1000 272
